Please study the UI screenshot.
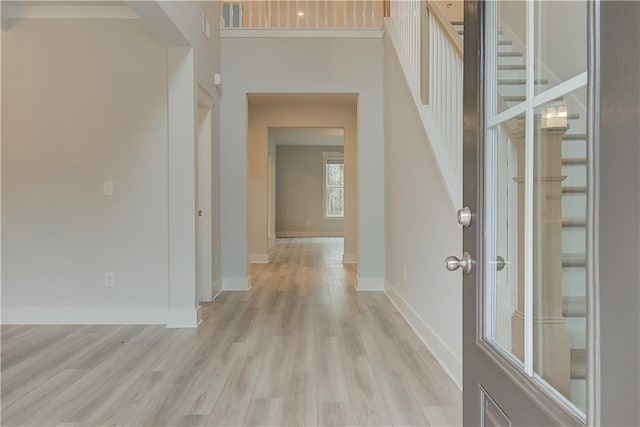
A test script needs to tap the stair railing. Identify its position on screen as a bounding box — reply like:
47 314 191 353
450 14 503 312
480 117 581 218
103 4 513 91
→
221 0 385 29
387 0 464 205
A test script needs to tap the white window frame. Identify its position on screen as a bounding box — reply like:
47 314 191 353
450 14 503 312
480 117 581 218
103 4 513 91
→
322 152 344 219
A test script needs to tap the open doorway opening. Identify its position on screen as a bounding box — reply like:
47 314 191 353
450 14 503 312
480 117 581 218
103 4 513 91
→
271 127 345 241
246 94 358 273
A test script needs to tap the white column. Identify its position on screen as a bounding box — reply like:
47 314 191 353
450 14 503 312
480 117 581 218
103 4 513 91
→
167 47 201 327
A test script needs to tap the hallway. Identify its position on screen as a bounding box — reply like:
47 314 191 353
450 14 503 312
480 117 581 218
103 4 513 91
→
1 239 461 426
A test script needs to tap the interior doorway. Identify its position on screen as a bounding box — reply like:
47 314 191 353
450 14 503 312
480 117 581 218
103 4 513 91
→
271 127 345 241
245 94 358 269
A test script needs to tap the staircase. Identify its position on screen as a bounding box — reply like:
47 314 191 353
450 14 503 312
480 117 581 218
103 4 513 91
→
388 0 586 411
493 29 588 412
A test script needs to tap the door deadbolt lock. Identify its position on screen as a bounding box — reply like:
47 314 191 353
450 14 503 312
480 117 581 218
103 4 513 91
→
444 251 474 274
457 206 472 227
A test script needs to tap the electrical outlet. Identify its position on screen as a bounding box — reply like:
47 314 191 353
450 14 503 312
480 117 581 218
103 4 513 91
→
403 266 407 284
104 272 115 288
103 180 114 196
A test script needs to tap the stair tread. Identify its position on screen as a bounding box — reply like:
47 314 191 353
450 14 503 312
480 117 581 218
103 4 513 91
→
498 79 549 85
562 158 587 166
498 64 526 70
562 217 587 227
571 348 586 380
503 95 526 102
563 253 587 267
498 40 512 46
451 20 464 26
563 134 587 141
498 51 524 57
563 295 586 318
563 186 587 194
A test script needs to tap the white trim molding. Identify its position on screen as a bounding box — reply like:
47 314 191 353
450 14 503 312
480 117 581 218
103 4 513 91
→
248 253 270 264
385 280 462 389
221 28 384 39
212 279 222 297
166 306 202 329
222 276 251 291
276 231 344 238
342 253 358 264
356 276 385 291
211 287 223 302
1 306 166 325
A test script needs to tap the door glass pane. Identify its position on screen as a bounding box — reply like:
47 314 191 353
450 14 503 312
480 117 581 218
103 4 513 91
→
534 1 587 94
532 86 588 413
485 115 524 365
490 0 528 115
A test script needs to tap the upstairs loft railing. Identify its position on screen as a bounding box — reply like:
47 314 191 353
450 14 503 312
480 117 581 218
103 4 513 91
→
221 0 388 29
387 0 464 205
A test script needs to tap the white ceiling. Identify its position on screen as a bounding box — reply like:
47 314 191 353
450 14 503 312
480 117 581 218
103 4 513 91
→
269 127 344 147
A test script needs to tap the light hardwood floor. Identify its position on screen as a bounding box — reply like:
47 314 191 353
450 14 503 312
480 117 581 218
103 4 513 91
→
1 238 461 426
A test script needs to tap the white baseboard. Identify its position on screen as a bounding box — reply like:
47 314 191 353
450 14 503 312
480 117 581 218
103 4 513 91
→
268 232 276 240
276 231 344 238
248 253 269 264
165 306 202 329
200 278 223 303
212 278 222 296
1 305 166 325
356 276 385 291
385 280 462 389
342 253 358 264
223 276 250 291
211 288 223 301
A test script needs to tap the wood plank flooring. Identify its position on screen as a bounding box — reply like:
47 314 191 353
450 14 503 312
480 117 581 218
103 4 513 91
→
1 238 461 426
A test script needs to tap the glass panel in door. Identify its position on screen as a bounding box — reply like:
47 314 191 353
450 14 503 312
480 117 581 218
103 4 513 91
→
532 87 588 414
485 115 525 365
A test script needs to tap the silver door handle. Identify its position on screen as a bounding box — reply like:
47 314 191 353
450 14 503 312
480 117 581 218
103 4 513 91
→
444 251 474 274
496 256 506 271
457 206 472 227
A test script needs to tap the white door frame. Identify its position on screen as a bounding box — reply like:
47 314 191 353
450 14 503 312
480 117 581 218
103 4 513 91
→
197 84 214 302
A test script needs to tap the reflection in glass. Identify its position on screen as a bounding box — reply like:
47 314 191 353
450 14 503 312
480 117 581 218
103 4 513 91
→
490 0 528 115
485 116 524 364
533 87 588 413
534 1 587 94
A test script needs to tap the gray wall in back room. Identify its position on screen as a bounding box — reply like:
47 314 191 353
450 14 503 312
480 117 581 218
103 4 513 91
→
276 145 344 237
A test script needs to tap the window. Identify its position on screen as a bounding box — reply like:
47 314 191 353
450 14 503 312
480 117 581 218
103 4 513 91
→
323 152 344 218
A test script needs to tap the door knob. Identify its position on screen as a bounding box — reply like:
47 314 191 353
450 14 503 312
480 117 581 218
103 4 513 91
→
495 255 506 271
445 251 474 274
457 206 472 227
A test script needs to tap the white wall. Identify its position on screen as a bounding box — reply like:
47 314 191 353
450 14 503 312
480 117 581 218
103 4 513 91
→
247 103 357 264
2 19 169 323
276 145 345 237
2 0 223 326
221 36 384 290
383 34 463 386
131 0 223 322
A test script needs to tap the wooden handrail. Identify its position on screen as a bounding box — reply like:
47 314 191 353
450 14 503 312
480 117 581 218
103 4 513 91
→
424 0 464 60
